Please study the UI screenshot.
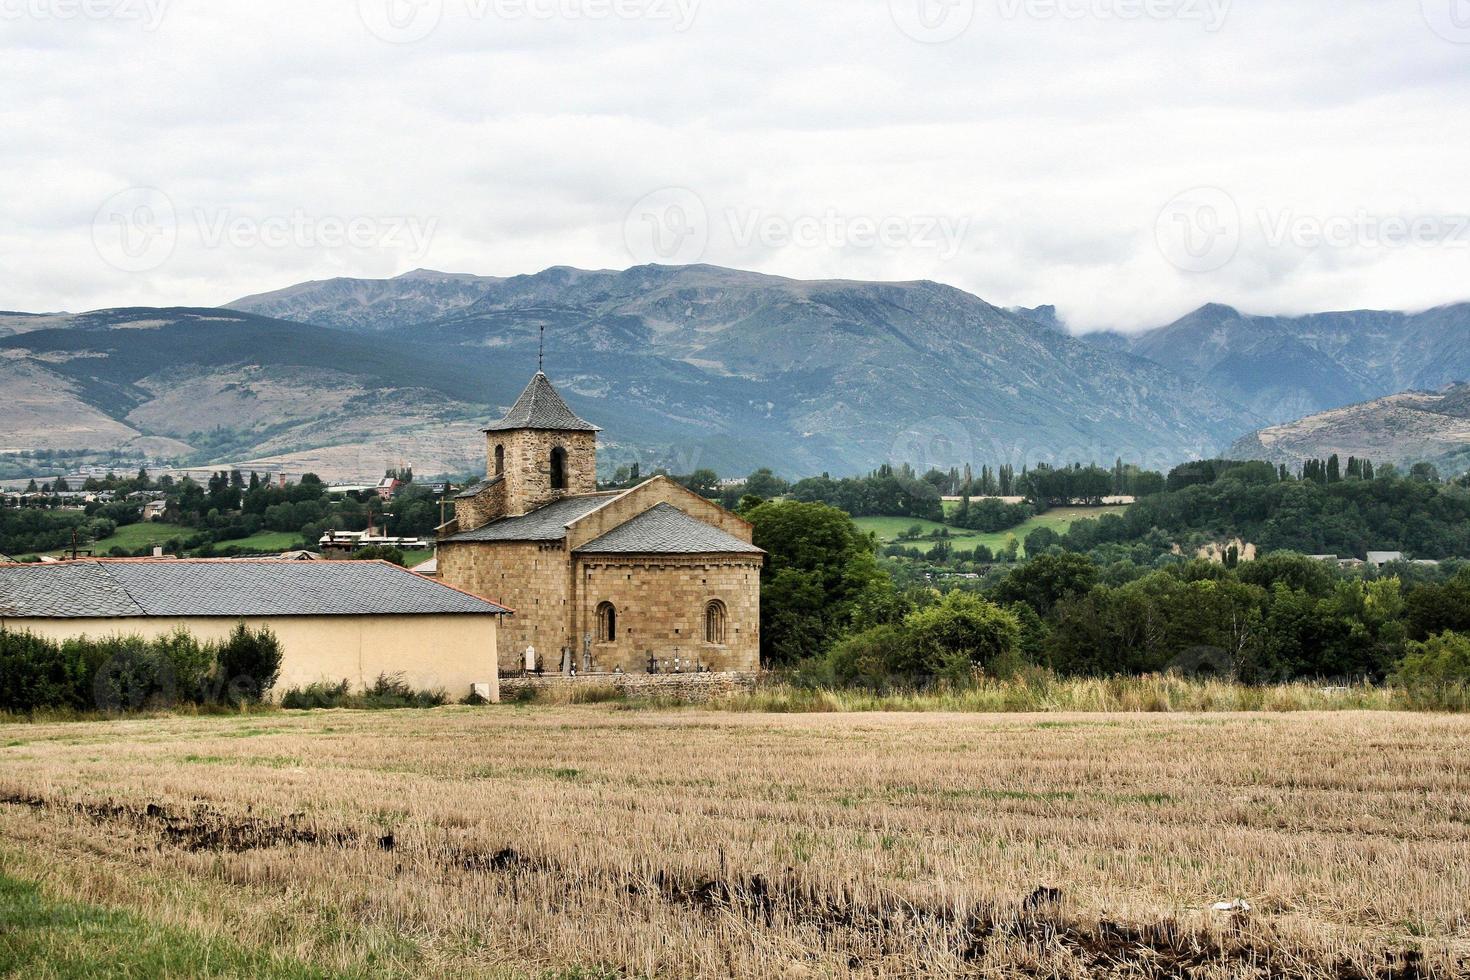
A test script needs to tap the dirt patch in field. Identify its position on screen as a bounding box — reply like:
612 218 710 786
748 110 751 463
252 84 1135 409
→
5 791 1439 978
0 792 358 852
458 847 1436 979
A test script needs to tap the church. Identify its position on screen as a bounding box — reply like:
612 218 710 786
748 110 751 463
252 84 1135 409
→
436 371 763 675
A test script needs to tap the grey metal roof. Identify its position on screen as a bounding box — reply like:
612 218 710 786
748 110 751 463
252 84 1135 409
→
575 503 763 556
0 560 510 618
441 493 620 543
483 372 600 432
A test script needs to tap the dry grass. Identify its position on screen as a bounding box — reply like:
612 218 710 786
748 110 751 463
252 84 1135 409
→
714 676 1406 714
1 707 1467 978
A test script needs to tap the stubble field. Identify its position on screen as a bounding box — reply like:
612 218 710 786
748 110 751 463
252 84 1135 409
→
1 706 1467 978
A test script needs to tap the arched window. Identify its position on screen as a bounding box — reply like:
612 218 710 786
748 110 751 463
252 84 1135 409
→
550 446 567 490
597 601 617 643
494 444 504 476
705 599 727 644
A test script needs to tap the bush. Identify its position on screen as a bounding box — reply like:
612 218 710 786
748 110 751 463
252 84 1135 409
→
906 591 1024 681
827 625 916 687
1392 631 1470 688
88 635 175 712
360 673 447 708
278 674 448 710
352 545 406 566
0 631 91 712
1 624 292 714
214 624 283 705
280 679 351 709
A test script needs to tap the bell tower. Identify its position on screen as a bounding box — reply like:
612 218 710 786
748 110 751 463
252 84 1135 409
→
483 372 600 516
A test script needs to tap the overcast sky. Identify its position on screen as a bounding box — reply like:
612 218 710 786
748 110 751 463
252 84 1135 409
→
3 0 1468 331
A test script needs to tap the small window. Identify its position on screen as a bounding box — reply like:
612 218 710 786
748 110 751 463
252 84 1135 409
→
597 601 617 643
550 446 567 490
494 444 504 476
705 599 727 644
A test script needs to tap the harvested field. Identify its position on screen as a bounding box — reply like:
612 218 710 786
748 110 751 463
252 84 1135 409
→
1 707 1467 978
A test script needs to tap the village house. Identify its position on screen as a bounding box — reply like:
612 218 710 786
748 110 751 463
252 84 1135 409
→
0 559 509 700
436 371 763 676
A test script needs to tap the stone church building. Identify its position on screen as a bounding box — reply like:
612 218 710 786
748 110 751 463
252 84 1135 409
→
437 371 763 675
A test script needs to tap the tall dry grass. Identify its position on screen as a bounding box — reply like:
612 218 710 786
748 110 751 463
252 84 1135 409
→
711 674 1405 714
1 707 1467 978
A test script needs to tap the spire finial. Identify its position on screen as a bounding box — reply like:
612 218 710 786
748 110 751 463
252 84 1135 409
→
538 325 545 373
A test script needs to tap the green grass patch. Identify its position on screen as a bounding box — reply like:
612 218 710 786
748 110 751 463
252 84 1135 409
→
24 523 304 560
216 530 305 554
25 522 194 559
0 872 336 979
856 505 1130 557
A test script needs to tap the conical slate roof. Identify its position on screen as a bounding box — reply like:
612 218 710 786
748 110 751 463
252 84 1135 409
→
483 372 600 432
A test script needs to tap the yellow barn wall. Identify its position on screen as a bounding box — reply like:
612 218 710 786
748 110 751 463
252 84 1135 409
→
0 615 500 702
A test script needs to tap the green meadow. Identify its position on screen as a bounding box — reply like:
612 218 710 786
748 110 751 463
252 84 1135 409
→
855 505 1130 557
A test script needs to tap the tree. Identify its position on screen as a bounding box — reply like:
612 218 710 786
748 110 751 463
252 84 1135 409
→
1405 569 1470 640
1391 631 1470 688
991 552 1097 618
905 591 1023 680
745 500 895 667
353 545 406 566
680 469 720 497
214 624 283 704
1025 525 1061 555
743 468 788 499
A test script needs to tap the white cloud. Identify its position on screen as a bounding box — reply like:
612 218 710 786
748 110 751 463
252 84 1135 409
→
1 0 1468 330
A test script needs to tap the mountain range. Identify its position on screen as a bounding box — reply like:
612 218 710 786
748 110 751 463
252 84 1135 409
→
1230 384 1470 474
1116 302 1470 426
2 265 1468 481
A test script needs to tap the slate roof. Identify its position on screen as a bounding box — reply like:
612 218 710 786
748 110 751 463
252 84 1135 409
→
575 503 763 555
0 560 510 619
441 493 620 543
483 372 600 432
455 475 503 499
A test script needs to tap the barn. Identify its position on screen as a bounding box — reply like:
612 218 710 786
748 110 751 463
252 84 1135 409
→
0 559 510 701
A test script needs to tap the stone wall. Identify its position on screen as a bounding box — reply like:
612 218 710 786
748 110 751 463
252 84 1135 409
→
498 671 758 704
574 554 761 673
494 429 598 516
454 476 506 533
438 539 570 672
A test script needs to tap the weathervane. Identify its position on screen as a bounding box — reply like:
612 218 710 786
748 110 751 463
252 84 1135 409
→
538 325 545 372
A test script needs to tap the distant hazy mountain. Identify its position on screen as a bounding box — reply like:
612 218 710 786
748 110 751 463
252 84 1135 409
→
1128 302 1470 425
11 264 1466 482
1007 304 1064 333
1229 384 1470 474
377 264 1248 474
227 268 500 333
0 308 498 478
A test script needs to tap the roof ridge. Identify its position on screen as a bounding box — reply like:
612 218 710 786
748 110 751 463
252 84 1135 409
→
93 561 148 616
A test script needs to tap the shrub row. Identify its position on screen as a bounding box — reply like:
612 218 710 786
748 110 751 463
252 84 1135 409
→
0 625 282 714
279 674 448 710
